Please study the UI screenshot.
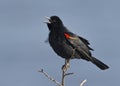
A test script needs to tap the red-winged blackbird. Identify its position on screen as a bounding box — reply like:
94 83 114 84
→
45 16 109 70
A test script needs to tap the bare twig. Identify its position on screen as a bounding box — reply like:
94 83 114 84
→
65 72 74 76
61 72 74 86
38 69 62 86
61 69 65 86
80 79 87 86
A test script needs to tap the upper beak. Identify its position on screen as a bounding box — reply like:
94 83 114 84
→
44 17 51 24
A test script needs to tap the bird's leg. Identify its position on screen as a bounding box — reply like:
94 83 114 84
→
62 59 70 73
61 48 75 72
71 48 76 58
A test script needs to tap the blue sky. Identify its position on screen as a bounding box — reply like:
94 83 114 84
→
0 0 120 86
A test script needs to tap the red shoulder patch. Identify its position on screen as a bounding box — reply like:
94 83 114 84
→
64 33 71 39
64 33 78 40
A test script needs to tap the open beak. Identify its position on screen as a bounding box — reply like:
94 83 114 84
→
44 17 51 24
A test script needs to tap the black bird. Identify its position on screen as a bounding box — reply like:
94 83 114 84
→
45 16 109 70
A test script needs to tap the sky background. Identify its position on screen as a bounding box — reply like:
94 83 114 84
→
0 0 120 86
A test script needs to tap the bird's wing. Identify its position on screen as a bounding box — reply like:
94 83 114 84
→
78 36 94 51
64 32 93 61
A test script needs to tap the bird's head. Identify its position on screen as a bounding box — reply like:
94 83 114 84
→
44 16 63 31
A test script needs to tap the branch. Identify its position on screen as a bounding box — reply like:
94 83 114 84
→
80 79 87 86
61 70 74 86
39 68 87 86
38 69 62 86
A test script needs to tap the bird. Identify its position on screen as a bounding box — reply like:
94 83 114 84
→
44 15 109 70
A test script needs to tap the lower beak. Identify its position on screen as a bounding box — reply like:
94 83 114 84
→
44 17 51 24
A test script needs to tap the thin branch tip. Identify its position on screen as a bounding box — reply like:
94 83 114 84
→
64 72 74 76
80 79 87 86
38 69 43 72
38 69 62 86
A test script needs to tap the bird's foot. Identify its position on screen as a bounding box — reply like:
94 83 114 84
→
62 62 70 72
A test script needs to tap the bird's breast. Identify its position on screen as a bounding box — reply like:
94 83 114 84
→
48 32 74 59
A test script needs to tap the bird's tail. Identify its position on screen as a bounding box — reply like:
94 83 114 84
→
91 57 109 70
